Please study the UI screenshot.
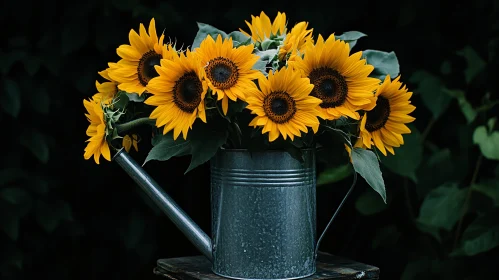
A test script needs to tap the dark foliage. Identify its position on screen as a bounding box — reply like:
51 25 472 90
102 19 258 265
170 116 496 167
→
1 0 498 279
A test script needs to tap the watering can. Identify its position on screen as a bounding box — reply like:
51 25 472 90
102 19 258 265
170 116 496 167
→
113 148 355 280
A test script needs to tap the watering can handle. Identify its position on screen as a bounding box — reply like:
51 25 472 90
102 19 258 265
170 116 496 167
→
314 170 358 257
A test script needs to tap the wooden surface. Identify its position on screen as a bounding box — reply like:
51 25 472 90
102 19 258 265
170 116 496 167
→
153 251 379 280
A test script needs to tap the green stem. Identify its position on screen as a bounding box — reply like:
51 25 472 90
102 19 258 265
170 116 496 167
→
421 118 436 142
453 154 483 249
116 117 155 134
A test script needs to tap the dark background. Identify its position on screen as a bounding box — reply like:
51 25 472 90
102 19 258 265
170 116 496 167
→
1 0 499 279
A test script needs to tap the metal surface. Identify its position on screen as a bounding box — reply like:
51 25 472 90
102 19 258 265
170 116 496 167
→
210 149 316 280
113 149 213 261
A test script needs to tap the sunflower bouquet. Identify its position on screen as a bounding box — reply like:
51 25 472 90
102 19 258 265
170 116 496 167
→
83 11 415 201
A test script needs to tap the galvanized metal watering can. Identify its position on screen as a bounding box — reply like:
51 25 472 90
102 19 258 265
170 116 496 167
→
113 147 355 280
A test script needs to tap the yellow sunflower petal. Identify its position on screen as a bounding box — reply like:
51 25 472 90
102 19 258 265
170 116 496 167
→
109 19 170 95
356 75 415 155
195 34 261 113
145 49 208 140
245 67 320 142
292 33 380 121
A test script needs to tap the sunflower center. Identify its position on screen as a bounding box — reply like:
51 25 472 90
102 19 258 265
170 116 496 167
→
138 50 162 86
263 91 296 124
173 71 203 113
365 96 390 132
206 57 239 89
309 67 348 108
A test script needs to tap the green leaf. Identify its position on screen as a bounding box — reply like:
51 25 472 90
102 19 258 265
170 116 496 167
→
113 91 129 110
191 22 228 50
255 49 278 64
260 38 277 51
225 99 248 117
317 164 352 186
1 78 21 118
355 188 388 215
444 89 477 123
7 249 23 269
417 183 467 231
409 70 452 119
35 199 73 233
473 125 499 160
472 180 499 206
1 216 19 241
30 87 50 114
415 220 442 243
253 59 268 76
143 133 191 165
0 50 26 75
228 31 251 47
336 31 367 49
440 60 452 75
401 260 433 280
456 46 486 84
20 128 50 163
351 148 386 203
416 148 455 199
0 188 30 204
453 226 499 257
0 187 34 240
126 92 146 102
23 55 42 76
488 117 497 132
185 120 229 174
382 126 422 182
362 50 400 80
451 208 499 256
61 19 88 55
0 168 24 186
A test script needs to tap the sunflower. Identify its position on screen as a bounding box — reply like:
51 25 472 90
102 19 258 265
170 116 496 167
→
145 49 208 140
108 18 175 95
245 67 322 142
83 98 111 164
358 75 416 156
239 11 287 43
194 34 262 114
93 64 118 105
291 34 380 120
122 134 139 153
278 21 314 61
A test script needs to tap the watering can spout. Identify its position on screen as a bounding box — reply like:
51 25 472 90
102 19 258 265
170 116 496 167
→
112 149 213 262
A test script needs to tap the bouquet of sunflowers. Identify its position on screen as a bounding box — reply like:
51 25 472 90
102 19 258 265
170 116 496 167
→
83 11 415 202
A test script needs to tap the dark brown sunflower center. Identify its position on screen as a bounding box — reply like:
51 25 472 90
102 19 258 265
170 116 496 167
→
138 50 162 86
365 96 390 132
309 67 348 108
173 71 203 113
263 91 296 124
206 57 239 89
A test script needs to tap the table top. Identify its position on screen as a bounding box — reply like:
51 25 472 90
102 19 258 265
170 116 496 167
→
153 251 379 280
